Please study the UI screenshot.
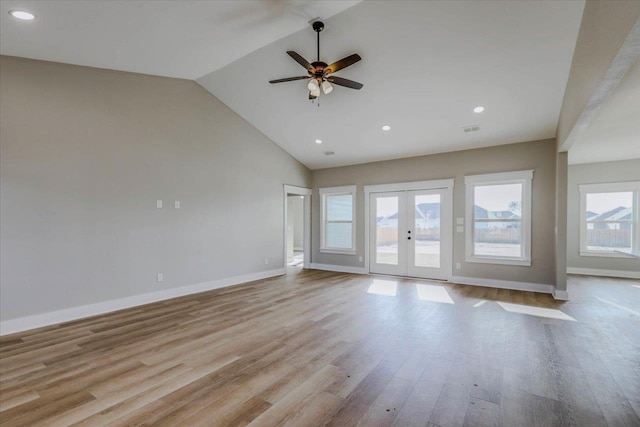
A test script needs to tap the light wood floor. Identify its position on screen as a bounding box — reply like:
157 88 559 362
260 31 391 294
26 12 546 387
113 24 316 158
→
1 269 639 426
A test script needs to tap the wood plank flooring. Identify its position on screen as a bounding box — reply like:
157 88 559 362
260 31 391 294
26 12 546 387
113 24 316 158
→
1 270 639 426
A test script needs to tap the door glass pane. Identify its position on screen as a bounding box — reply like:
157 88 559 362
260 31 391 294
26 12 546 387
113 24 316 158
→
586 192 633 252
414 194 440 268
376 196 399 265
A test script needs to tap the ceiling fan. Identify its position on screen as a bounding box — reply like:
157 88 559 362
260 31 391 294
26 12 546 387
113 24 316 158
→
269 20 363 100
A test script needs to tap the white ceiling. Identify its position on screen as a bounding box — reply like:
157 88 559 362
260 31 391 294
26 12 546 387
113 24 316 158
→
198 0 585 169
568 57 640 165
0 0 361 79
1 0 589 170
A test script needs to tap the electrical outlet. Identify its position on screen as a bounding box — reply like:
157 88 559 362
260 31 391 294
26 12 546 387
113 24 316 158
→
156 200 163 209
456 226 464 233
264 257 269 265
157 273 164 282
175 201 181 209
456 263 461 270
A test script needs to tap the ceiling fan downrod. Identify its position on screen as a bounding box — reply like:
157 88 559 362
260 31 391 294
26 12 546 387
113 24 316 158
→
313 20 324 62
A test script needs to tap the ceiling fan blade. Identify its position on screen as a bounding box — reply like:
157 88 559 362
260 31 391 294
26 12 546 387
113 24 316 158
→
287 51 314 72
326 76 363 90
269 76 310 84
325 54 361 75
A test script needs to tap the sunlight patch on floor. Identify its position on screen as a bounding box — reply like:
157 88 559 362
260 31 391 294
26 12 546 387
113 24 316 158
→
367 279 398 296
416 284 454 304
632 285 640 289
473 300 488 308
497 302 576 321
595 297 640 316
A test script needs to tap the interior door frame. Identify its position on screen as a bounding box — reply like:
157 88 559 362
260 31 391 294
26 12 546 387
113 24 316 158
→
364 179 455 279
283 185 312 270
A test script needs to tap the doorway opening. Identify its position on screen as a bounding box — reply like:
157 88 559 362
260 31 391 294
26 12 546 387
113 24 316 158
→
283 185 311 272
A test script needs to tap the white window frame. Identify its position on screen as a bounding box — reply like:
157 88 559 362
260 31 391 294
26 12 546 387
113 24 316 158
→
465 170 533 266
579 181 640 258
320 185 357 255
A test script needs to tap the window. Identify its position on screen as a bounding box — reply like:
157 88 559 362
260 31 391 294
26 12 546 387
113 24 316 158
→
320 185 357 254
579 182 639 257
465 170 533 266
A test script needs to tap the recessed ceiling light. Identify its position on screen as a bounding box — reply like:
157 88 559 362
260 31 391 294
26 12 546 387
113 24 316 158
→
473 106 485 113
382 125 391 131
9 10 35 21
315 139 322 144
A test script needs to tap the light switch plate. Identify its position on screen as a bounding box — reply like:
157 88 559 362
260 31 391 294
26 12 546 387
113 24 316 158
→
156 200 163 209
456 218 464 225
175 201 181 209
456 226 464 233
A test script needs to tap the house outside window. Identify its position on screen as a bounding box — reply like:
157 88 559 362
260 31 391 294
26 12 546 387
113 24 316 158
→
579 181 640 257
465 170 533 266
320 185 357 254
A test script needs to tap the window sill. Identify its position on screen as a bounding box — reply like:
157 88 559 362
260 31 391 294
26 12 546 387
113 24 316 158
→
466 256 531 266
579 250 637 259
320 248 357 255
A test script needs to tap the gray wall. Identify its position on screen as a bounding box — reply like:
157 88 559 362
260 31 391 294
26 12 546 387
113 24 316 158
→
567 159 640 272
0 56 311 321
311 139 558 286
555 152 569 292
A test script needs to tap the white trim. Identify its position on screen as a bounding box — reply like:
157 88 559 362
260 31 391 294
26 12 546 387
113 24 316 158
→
552 289 570 300
0 268 285 336
567 267 640 279
464 170 534 184
319 185 357 254
319 248 356 255
450 275 553 295
579 181 639 193
283 185 312 270
579 250 636 259
364 178 455 278
310 263 366 274
464 256 532 266
465 170 533 266
363 179 454 193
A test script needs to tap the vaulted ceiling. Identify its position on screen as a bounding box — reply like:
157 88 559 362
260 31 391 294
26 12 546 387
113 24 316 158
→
3 0 616 170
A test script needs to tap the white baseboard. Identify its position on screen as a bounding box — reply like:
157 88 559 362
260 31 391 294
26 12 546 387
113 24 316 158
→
309 263 366 274
567 267 640 280
552 289 570 300
0 268 285 336
450 275 554 295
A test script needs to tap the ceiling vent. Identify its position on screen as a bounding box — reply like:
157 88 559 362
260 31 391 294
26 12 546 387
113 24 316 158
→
463 125 480 133
323 150 335 156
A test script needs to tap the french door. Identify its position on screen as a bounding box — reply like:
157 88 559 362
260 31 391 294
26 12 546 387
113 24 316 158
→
369 188 451 280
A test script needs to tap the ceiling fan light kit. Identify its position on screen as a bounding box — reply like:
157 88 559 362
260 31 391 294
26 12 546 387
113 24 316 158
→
269 20 363 103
